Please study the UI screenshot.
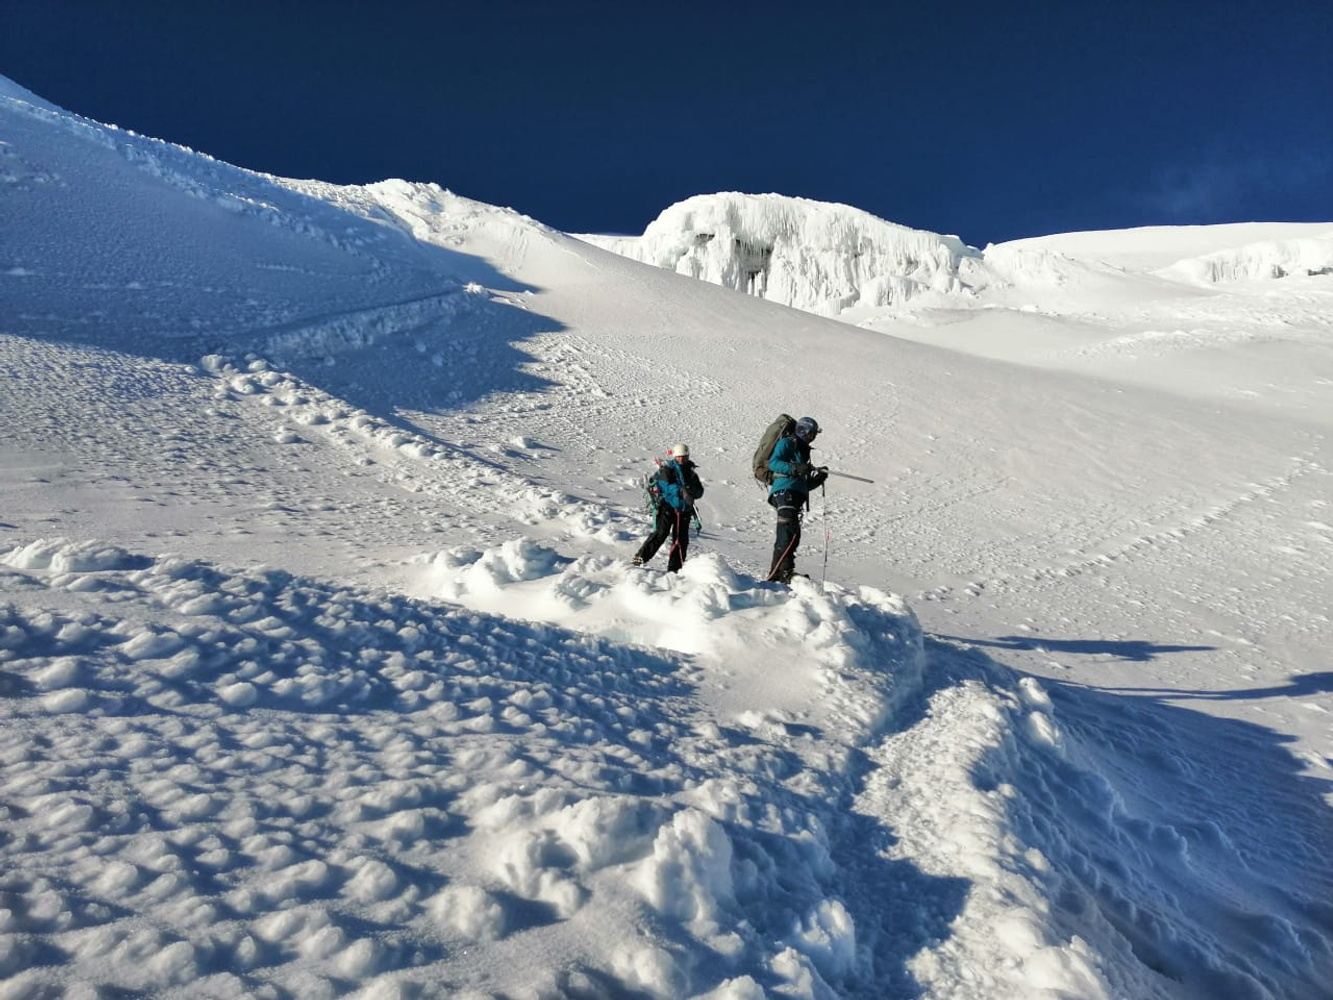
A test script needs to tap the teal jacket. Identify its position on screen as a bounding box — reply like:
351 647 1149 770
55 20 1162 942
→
768 436 815 496
653 458 704 511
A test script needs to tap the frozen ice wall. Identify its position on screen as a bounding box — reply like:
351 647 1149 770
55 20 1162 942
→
580 192 980 316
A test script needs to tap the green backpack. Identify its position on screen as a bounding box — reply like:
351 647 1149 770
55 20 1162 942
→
752 414 795 485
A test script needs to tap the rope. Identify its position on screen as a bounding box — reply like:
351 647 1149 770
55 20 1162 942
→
766 532 800 582
667 509 686 568
766 498 801 582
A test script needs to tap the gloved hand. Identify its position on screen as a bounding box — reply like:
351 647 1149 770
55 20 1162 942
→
792 462 812 477
809 468 829 488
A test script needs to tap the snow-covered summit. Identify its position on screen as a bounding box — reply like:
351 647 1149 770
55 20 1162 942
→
578 192 980 316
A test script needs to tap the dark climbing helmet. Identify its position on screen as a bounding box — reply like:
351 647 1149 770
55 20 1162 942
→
794 416 820 442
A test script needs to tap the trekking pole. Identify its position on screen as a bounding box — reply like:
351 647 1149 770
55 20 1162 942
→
820 483 830 590
827 470 874 483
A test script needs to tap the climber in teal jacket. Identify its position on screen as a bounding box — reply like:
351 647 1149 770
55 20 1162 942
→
766 417 827 583
633 443 704 572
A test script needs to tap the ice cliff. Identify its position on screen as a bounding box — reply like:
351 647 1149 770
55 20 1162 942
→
579 192 980 316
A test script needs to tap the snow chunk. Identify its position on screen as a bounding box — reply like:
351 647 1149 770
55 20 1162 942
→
635 809 735 930
435 538 571 596
612 941 684 998
218 681 259 707
428 884 507 941
789 898 857 982
343 857 399 903
691 977 767 1000
146 940 198 986
33 657 81 690
2 537 137 572
41 688 91 714
334 937 383 978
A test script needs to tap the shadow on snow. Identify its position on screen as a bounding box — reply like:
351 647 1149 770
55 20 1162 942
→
3 93 566 426
925 635 1333 998
935 633 1216 662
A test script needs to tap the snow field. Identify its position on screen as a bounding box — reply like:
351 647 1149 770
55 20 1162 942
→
195 351 632 549
5 69 1332 998
0 536 938 998
10 533 1311 997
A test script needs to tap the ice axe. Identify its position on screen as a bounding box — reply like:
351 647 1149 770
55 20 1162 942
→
826 470 874 484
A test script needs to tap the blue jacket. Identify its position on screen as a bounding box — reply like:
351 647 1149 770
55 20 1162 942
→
768 436 815 496
653 458 704 511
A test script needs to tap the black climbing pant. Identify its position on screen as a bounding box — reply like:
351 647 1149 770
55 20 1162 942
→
636 505 690 572
768 489 805 583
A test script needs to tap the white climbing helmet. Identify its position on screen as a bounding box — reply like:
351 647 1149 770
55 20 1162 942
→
671 443 690 458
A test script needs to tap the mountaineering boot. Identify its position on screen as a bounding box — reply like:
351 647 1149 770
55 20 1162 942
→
631 555 644 567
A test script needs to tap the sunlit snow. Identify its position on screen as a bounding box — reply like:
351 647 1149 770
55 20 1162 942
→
2 74 1331 999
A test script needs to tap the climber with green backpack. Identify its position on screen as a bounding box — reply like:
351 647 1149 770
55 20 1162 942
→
753 415 828 584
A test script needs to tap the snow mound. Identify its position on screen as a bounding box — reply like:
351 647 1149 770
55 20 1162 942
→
2 537 143 574
1160 231 1333 283
981 242 1137 292
421 542 923 737
580 192 979 315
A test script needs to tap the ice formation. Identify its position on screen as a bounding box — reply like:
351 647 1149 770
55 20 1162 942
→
579 192 980 316
1160 231 1333 282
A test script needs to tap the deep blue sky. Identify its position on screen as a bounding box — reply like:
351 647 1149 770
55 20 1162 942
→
4 1 1331 245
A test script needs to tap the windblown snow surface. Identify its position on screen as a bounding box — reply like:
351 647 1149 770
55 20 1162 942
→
2 74 1332 1000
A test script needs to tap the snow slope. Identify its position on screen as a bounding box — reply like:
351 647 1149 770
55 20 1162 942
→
588 195 1333 416
3 76 1332 999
